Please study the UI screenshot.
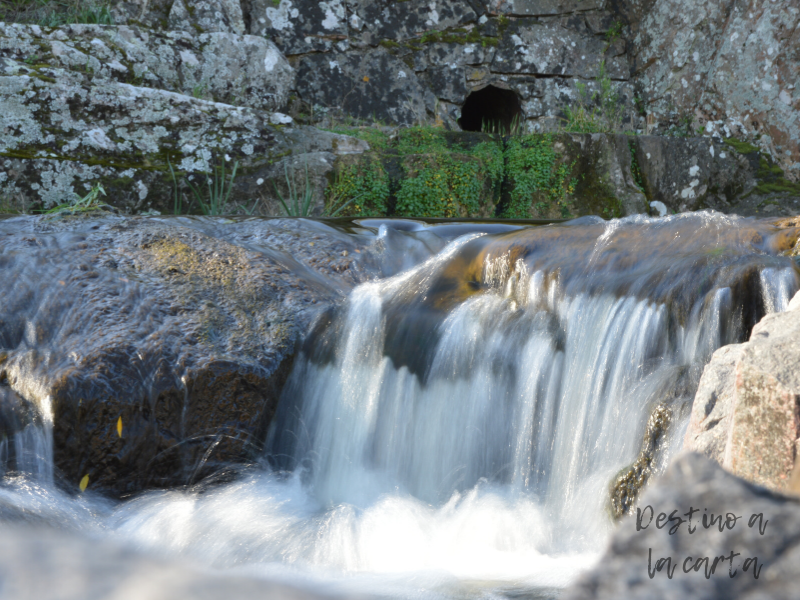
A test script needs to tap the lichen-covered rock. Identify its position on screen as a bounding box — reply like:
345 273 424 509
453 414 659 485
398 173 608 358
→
632 0 800 182
112 0 246 34
0 215 371 495
0 23 294 112
244 0 637 133
0 23 368 215
489 0 604 15
491 18 628 80
632 136 758 213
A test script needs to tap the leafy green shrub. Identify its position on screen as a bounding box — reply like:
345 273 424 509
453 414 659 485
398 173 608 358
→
325 155 389 217
503 134 576 218
395 154 488 218
394 130 504 218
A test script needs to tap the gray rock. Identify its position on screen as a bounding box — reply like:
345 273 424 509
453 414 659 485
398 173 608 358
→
345 0 479 44
563 452 800 600
0 23 368 215
112 0 245 34
684 343 744 464
250 0 350 55
563 133 648 218
492 19 629 80
632 137 758 213
295 49 433 126
0 525 338 600
168 0 246 34
632 0 800 181
489 0 604 16
723 295 800 492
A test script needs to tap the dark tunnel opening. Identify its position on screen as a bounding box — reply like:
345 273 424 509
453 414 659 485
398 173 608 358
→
457 85 523 134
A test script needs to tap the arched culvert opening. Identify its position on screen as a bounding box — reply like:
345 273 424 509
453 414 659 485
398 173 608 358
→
458 85 523 134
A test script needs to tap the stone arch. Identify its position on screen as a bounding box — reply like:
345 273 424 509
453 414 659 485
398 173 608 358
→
457 85 523 134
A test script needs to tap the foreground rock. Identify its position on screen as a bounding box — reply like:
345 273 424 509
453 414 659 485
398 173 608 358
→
0 215 372 495
685 287 800 492
563 453 800 600
0 525 336 600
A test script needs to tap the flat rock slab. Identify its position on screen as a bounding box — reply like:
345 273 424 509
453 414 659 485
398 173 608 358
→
563 452 800 600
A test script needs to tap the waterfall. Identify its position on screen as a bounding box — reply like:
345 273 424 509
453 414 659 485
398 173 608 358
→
0 213 798 598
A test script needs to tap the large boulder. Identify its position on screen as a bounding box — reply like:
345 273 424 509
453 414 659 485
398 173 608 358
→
0 215 369 495
685 288 800 492
563 453 800 600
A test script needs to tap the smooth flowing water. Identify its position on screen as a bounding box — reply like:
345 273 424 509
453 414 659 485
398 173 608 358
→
1 213 798 599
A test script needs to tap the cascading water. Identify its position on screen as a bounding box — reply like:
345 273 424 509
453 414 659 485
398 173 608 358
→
0 213 798 598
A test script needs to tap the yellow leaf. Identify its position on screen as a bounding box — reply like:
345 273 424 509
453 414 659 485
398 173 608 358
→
117 416 123 438
79 474 89 492
362 76 369 83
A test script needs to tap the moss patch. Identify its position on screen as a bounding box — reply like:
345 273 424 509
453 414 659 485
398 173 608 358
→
723 137 760 155
725 139 800 198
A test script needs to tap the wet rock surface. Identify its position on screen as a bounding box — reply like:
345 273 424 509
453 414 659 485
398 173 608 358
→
0 215 376 495
563 452 800 600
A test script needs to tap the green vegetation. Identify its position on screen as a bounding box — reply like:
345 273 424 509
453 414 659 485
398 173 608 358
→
0 0 113 26
629 141 645 192
169 157 241 216
325 155 389 217
724 138 800 197
395 149 498 218
723 137 760 155
44 182 109 215
274 160 314 217
396 127 503 218
562 61 622 134
605 21 624 45
322 125 580 219
324 126 506 219
502 134 576 219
